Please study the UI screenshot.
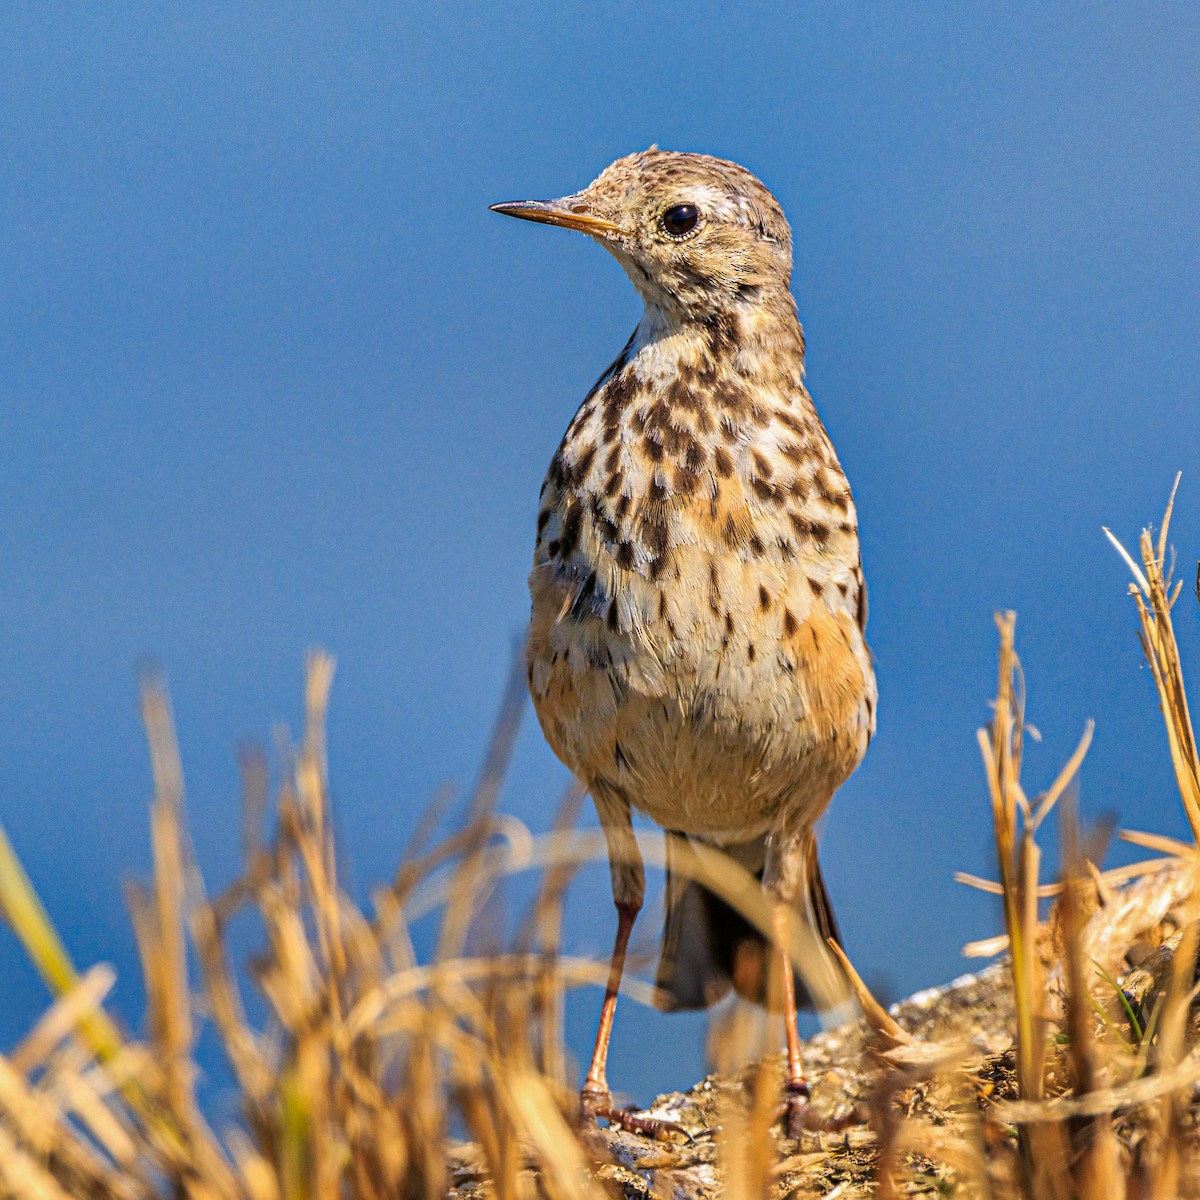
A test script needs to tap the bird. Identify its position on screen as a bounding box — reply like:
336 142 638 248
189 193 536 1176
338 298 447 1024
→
491 148 876 1136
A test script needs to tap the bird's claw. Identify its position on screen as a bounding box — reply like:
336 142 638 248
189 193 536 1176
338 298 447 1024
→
582 1089 695 1142
594 1104 695 1143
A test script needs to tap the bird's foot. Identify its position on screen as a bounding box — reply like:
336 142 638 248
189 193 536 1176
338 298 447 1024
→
781 1079 811 1140
582 1087 694 1143
779 1080 864 1138
579 1082 612 1123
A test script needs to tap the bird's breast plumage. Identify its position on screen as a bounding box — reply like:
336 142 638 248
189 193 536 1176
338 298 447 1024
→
527 314 875 842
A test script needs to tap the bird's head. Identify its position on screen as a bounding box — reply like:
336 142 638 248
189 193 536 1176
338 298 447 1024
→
491 148 794 324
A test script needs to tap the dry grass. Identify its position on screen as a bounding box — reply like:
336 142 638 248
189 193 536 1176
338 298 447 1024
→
0 482 1198 1199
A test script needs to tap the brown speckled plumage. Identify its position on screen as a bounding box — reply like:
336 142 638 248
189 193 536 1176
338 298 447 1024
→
494 148 875 1132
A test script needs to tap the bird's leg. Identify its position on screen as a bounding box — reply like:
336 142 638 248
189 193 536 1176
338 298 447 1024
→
580 899 638 1115
580 791 691 1141
581 901 694 1143
773 901 811 1138
580 788 644 1123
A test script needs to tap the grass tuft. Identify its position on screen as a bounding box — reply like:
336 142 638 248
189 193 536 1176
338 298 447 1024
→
0 483 1198 1198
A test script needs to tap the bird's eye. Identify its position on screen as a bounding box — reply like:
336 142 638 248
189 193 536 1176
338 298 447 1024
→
660 204 700 238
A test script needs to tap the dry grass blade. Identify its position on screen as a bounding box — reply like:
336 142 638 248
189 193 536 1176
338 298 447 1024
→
1030 720 1094 829
0 1123 76 1200
1120 828 1197 858
982 613 1048 1108
437 645 529 966
9 964 116 1077
1145 920 1198 1198
1105 474 1200 841
717 1060 776 1200
955 872 1062 899
978 612 1107 1199
826 939 909 1050
957 850 1182 905
1056 799 1123 1198
505 1069 605 1200
137 678 197 1123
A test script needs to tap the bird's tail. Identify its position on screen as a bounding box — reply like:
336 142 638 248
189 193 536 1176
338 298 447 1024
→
654 832 843 1013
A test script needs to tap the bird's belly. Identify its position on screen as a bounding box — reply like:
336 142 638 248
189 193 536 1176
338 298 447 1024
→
527 564 874 841
598 695 835 841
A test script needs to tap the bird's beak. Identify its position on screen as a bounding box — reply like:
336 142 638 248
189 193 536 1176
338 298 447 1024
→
489 197 624 237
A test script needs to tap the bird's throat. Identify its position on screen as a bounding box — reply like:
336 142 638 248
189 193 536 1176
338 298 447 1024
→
627 294 805 396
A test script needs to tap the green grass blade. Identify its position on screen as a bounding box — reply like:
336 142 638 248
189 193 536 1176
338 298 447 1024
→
0 819 124 1060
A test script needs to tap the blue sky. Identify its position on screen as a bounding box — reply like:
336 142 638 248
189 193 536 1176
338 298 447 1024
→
1 4 1198 1109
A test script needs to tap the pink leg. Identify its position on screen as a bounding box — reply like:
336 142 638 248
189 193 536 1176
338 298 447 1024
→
581 901 693 1141
773 902 810 1136
581 901 638 1109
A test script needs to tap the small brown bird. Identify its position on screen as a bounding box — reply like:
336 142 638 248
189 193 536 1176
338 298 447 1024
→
492 148 875 1135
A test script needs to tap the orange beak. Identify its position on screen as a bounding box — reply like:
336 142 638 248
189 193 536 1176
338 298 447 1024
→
489 197 624 236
